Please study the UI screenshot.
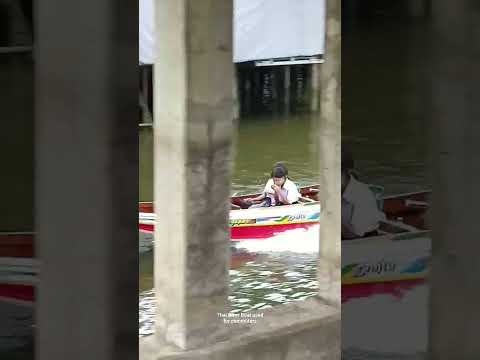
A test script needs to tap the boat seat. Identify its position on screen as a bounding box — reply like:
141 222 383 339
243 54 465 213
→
379 219 419 233
405 199 428 209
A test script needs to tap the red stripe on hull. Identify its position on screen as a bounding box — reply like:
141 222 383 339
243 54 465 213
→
0 284 34 302
342 279 425 303
139 223 154 232
0 234 34 258
230 222 317 240
140 222 317 240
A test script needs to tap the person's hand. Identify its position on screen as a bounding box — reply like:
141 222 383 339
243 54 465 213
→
271 184 281 192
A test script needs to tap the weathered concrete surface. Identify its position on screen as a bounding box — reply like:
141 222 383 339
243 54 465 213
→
310 64 320 112
428 1 480 359
153 0 235 350
35 0 139 359
316 0 341 308
284 66 291 114
140 297 340 360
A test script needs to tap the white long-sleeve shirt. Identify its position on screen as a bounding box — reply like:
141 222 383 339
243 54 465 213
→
263 178 300 206
342 176 386 237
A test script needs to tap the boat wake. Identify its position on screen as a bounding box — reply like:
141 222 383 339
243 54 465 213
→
232 224 319 254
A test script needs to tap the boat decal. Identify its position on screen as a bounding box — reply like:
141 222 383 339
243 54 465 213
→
307 212 320 220
341 263 357 277
229 219 256 226
273 214 308 223
342 261 397 279
342 256 430 284
399 256 429 274
256 216 283 222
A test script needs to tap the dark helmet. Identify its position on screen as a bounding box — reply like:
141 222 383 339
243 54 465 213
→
341 147 354 172
271 162 288 178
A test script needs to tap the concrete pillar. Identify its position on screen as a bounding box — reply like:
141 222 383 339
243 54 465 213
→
284 65 291 115
244 75 252 116
310 64 321 112
35 1 139 359
271 68 279 114
253 69 262 113
239 66 253 117
140 65 153 124
153 0 235 350
316 0 341 308
428 1 480 358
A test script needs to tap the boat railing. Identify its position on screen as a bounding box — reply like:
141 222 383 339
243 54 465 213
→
379 218 419 233
298 196 315 203
404 199 428 209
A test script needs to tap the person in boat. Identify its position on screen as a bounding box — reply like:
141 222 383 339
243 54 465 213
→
341 147 386 240
241 163 301 209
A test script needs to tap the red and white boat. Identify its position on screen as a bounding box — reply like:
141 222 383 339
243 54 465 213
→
138 184 321 244
140 185 431 301
341 190 431 302
1 187 430 305
0 232 37 307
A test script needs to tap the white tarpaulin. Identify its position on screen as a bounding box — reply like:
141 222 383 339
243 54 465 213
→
233 0 325 63
139 0 155 64
139 0 325 65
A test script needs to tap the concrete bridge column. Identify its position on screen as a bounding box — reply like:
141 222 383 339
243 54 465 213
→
284 65 291 115
35 1 139 359
310 64 321 112
316 0 341 308
428 1 480 358
153 0 235 350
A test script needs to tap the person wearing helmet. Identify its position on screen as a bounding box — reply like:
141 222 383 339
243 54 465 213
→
341 147 385 239
242 162 301 208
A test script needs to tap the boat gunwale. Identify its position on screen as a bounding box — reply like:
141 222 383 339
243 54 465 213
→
0 231 35 236
342 229 431 246
139 186 430 208
381 189 430 200
138 184 321 209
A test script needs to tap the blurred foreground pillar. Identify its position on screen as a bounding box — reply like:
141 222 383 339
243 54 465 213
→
153 0 235 350
316 0 341 308
36 1 139 359
428 1 480 359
